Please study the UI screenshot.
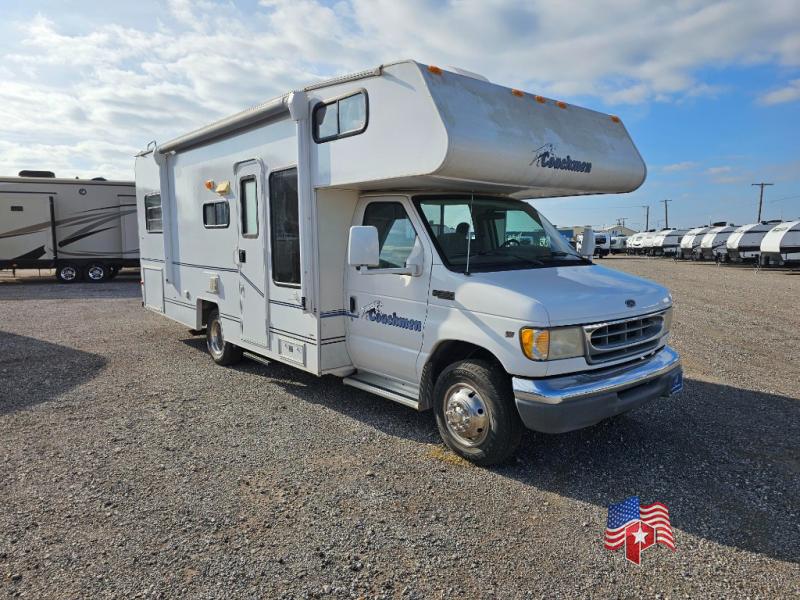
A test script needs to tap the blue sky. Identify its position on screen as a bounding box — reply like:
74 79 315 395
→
0 0 797 229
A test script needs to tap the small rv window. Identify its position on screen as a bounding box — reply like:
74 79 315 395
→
240 178 258 237
144 193 162 233
270 168 301 286
363 202 417 269
203 201 229 228
312 91 368 143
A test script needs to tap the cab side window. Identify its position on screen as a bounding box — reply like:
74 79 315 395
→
363 202 416 269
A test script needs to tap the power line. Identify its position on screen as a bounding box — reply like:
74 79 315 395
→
752 182 773 222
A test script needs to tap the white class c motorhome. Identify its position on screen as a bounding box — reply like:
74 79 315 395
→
1 172 138 282
135 60 682 465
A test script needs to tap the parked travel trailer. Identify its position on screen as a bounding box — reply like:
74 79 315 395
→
609 235 627 254
0 172 138 282
760 220 800 266
651 228 687 257
576 230 609 257
677 226 710 260
625 231 645 254
698 223 736 261
726 220 782 263
135 60 682 465
639 230 659 255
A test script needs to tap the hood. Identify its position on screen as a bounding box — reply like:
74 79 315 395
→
454 264 671 326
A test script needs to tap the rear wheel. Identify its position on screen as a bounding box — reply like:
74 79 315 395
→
433 359 523 466
84 263 109 283
55 263 81 283
206 309 243 366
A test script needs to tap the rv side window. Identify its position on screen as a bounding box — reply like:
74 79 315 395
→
144 194 162 233
363 202 417 269
203 201 229 228
312 91 368 143
240 178 258 237
270 168 301 286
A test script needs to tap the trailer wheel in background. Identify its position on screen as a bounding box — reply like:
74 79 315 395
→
206 309 243 366
84 263 110 283
55 263 81 283
433 359 523 466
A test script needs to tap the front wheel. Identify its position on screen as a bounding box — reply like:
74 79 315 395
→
433 359 523 466
206 309 243 366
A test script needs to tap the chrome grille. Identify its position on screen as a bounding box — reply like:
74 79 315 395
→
584 312 665 364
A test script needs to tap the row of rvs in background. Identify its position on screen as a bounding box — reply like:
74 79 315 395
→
591 220 799 266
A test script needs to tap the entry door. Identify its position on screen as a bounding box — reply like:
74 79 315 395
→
236 161 269 348
345 198 431 383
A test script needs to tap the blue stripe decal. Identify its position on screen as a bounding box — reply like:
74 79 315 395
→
269 299 304 309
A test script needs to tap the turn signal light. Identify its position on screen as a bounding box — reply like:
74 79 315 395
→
520 328 550 361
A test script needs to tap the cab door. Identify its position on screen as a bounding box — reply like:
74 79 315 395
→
345 197 432 383
235 160 269 348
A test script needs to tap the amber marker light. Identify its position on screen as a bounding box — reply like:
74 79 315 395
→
610 115 621 123
427 65 443 75
556 101 568 109
511 89 524 97
204 180 215 190
534 95 547 104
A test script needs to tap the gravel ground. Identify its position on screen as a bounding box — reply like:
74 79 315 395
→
1 260 798 598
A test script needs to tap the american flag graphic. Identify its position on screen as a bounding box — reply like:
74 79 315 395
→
604 496 675 563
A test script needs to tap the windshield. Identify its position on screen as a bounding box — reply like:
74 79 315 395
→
414 195 589 273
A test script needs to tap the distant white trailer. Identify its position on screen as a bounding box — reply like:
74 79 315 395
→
677 226 710 260
698 224 736 261
0 173 138 282
760 220 800 266
609 235 627 254
726 221 782 263
651 228 687 257
639 230 659 255
625 231 644 254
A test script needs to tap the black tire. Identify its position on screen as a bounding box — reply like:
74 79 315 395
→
84 263 110 283
433 359 523 466
206 309 243 366
55 263 81 283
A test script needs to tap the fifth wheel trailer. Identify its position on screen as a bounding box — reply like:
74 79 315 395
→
0 173 138 282
136 60 682 465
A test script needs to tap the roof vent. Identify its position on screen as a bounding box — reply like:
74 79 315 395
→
19 170 55 178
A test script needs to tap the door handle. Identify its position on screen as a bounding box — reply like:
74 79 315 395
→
238 249 247 263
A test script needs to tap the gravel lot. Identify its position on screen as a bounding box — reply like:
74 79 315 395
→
1 259 798 598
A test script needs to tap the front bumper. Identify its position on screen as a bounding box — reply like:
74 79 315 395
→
512 346 682 434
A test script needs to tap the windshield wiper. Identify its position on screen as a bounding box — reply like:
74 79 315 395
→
474 247 545 267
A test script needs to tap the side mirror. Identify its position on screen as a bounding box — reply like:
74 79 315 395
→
348 226 380 267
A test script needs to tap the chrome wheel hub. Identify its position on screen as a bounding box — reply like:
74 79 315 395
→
209 320 224 358
444 384 490 446
61 266 77 281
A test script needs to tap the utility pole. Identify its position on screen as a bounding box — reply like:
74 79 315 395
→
660 199 672 228
617 217 627 229
751 183 773 222
641 205 650 230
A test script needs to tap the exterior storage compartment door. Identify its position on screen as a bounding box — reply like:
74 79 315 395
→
0 194 54 265
142 267 164 312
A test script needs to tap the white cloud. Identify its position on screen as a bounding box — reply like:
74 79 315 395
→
662 161 699 172
758 79 800 105
0 0 799 179
706 166 733 175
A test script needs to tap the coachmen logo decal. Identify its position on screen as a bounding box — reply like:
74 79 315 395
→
360 300 422 332
530 143 592 174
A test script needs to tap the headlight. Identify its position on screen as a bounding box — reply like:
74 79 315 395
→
520 327 584 361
